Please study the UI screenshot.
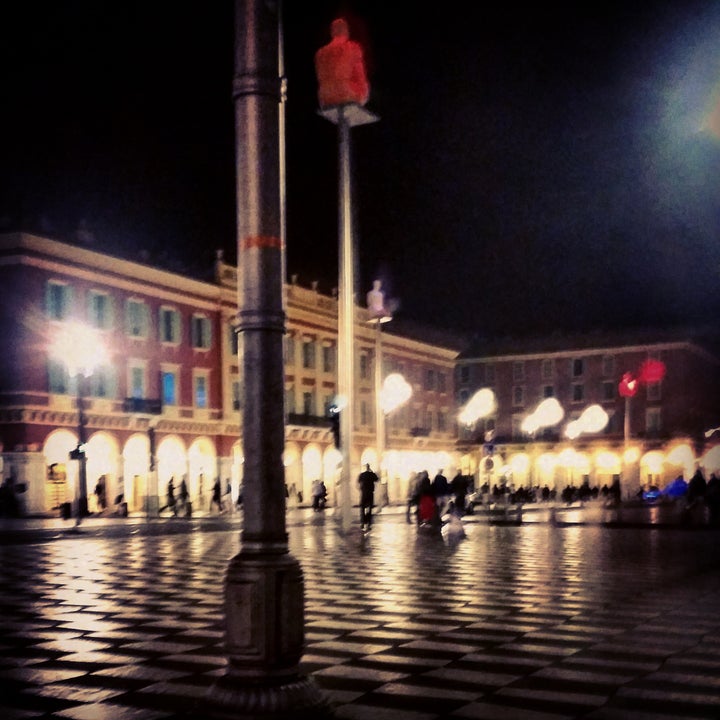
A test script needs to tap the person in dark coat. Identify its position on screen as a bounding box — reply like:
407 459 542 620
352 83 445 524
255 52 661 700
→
211 477 224 513
450 471 470 514
160 477 177 517
357 463 379 530
431 469 450 514
706 473 720 527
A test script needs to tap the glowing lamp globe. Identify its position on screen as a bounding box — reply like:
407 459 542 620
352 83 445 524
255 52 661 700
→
579 404 609 433
638 359 666 384
618 372 638 398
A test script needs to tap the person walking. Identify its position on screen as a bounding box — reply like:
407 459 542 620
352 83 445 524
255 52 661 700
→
432 468 450 514
450 470 470 515
160 477 177 517
358 463 379 530
178 477 190 517
406 472 420 524
211 477 224 514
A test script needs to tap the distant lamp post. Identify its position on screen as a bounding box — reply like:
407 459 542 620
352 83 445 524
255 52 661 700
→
51 322 107 527
367 280 393 485
316 17 378 533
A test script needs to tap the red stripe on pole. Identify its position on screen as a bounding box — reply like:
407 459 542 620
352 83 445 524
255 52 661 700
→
240 235 282 250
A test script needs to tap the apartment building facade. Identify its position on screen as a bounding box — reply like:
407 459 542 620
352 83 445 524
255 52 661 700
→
0 232 460 516
455 330 720 498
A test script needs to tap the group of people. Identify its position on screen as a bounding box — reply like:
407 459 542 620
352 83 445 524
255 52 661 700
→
406 469 473 528
160 476 231 517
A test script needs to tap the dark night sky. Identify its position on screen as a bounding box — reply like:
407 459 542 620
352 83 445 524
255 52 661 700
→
3 1 720 340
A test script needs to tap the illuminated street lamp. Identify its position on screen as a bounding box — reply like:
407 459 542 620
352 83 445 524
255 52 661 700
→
50 322 107 527
459 388 496 427
522 397 564 435
367 280 393 485
564 404 609 439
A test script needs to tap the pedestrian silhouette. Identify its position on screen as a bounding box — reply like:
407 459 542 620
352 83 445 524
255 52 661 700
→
358 463 378 530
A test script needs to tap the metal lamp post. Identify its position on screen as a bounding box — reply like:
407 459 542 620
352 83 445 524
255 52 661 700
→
51 322 107 529
205 2 330 717
379 373 412 500
367 280 392 489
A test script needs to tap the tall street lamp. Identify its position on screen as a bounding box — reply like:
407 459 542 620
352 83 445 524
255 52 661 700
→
379 372 412 500
317 19 378 532
50 322 107 528
205 3 330 716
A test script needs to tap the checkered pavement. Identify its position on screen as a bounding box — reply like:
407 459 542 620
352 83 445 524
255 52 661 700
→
0 514 719 719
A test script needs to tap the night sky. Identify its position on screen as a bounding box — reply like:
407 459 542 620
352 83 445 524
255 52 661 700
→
3 1 720 340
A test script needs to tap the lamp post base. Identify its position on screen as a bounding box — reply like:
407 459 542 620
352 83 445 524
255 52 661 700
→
204 551 333 719
206 675 332 720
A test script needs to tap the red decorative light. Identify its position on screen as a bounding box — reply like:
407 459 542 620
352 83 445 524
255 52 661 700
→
619 372 638 398
638 359 666 384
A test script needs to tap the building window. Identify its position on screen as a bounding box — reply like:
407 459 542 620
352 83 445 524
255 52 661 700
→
285 385 295 414
512 415 524 440
191 315 212 349
459 366 470 384
228 323 240 357
572 358 584 377
359 353 369 380
513 361 525 381
360 400 369 426
323 393 334 415
572 383 584 402
459 389 469 405
232 379 241 411
647 381 662 401
88 290 113 330
90 365 115 399
194 373 208 409
646 407 661 435
302 339 316 369
437 411 447 432
513 385 524 406
485 364 495 384
161 370 178 406
302 391 313 415
602 381 615 401
48 360 68 394
542 359 554 380
159 307 181 344
543 385 555 398
602 355 615 378
437 373 447 393
129 364 145 399
425 369 436 391
126 299 149 338
322 344 335 373
46 281 72 321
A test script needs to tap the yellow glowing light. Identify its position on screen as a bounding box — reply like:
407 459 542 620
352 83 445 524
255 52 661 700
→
565 420 581 439
536 397 564 426
623 447 640 464
51 321 108 377
379 373 412 413
579 404 609 433
510 453 530 475
642 451 665 475
596 451 620 471
459 388 496 425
